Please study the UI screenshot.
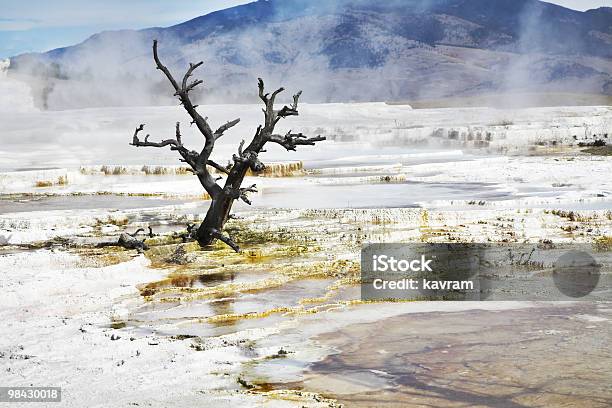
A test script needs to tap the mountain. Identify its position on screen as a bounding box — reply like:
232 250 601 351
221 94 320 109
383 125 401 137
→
8 0 612 109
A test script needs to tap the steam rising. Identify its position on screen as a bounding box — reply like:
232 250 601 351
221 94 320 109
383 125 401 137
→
4 0 612 110
0 59 37 112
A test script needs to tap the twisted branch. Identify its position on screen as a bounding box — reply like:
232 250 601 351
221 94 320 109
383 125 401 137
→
209 228 240 252
207 159 230 174
267 131 326 151
214 118 240 139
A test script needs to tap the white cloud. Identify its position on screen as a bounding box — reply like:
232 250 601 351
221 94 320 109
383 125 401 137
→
0 18 40 31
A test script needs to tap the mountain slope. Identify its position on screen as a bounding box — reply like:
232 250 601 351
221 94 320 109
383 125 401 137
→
8 0 612 109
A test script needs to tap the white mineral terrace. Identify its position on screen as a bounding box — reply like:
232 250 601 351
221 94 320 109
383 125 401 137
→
0 102 610 169
1 102 611 407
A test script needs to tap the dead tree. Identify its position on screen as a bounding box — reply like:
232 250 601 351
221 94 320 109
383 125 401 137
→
130 40 325 252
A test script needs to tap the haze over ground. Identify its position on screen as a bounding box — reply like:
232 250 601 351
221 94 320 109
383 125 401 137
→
4 0 612 109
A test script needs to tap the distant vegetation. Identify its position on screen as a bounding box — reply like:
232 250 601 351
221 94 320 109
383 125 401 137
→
387 93 612 109
582 145 612 156
34 175 68 187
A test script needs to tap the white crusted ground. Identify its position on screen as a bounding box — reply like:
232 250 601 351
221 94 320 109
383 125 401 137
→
0 101 611 407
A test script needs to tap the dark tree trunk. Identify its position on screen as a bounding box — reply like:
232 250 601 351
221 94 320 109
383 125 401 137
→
196 146 258 250
196 165 247 249
130 41 325 252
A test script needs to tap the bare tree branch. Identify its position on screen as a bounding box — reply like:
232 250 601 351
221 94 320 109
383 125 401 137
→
207 159 230 174
239 184 257 205
130 123 182 149
118 228 149 252
258 78 268 103
149 40 225 198
232 139 265 172
178 62 204 95
209 228 240 252
267 131 326 151
270 87 284 105
174 121 182 144
214 118 240 139
153 40 214 150
128 228 145 237
276 90 302 121
130 122 221 197
178 223 197 242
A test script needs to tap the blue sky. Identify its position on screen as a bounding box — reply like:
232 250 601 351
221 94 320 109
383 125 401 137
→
1 0 611 58
0 0 252 58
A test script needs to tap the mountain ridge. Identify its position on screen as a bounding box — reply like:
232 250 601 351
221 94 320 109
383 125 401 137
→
8 0 612 109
